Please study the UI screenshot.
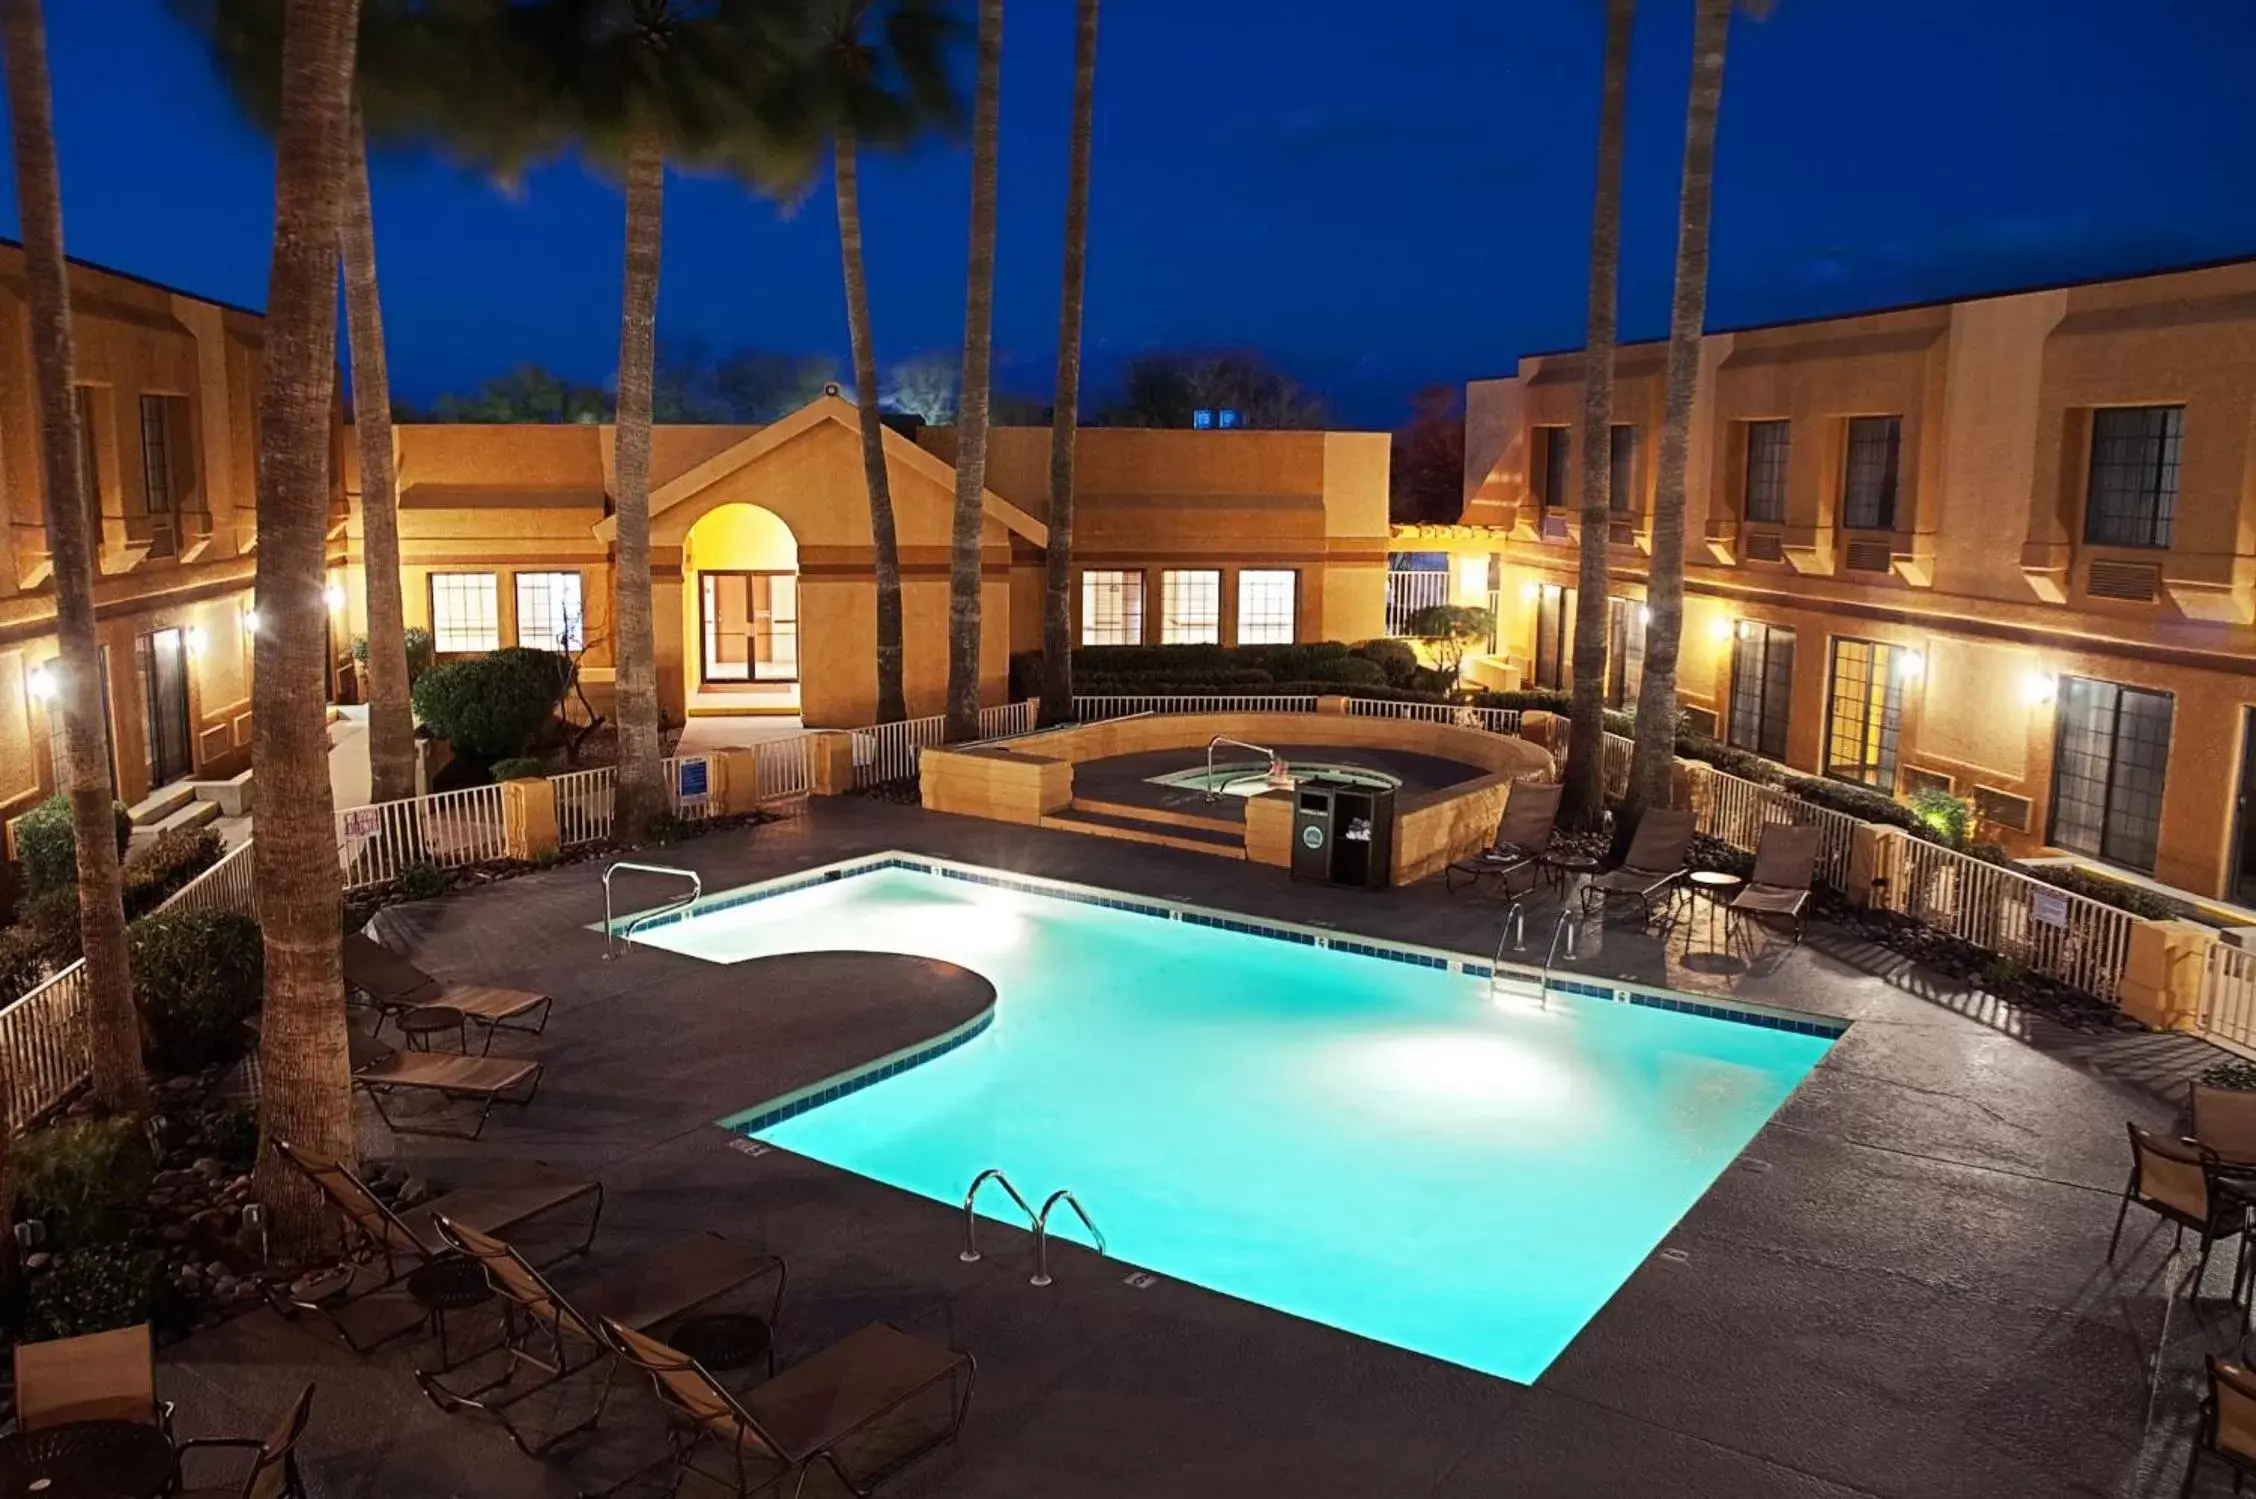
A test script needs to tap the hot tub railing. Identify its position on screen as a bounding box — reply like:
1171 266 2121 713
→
1203 735 1288 802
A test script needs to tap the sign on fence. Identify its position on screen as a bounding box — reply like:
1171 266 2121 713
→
2031 890 2069 928
341 806 384 839
677 758 709 799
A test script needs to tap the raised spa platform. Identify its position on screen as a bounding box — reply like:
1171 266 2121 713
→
919 708 1554 885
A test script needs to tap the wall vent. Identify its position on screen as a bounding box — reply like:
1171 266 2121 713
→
1540 512 1569 542
1974 785 2033 834
1844 537 1894 574
2087 558 2161 603
1608 521 1637 548
1901 766 1954 796
1744 529 1784 563
1679 704 1719 739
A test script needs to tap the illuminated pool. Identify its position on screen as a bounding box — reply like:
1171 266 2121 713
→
637 860 1837 1382
1145 759 1405 799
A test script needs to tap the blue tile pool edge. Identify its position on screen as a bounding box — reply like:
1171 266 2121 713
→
625 849 1850 1046
720 1005 998 1135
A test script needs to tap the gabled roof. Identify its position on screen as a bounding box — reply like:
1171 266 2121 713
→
589 393 1048 545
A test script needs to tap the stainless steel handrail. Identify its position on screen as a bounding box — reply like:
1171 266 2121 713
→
603 861 702 959
1030 1188 1105 1287
959 1168 1038 1263
1491 899 1577 1012
1203 735 1288 803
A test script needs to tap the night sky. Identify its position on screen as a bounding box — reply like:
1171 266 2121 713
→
15 0 2256 428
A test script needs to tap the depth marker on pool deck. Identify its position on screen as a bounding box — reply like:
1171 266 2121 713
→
731 1139 772 1159
1657 1248 1692 1265
1124 1272 1159 1289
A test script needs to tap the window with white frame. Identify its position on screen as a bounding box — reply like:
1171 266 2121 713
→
1159 569 1221 644
514 572 584 652
1079 570 1144 646
429 572 500 653
1235 570 1296 644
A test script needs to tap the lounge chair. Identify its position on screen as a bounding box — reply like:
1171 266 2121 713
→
2194 1084 2256 1168
2184 1355 2256 1496
1581 807 1696 926
1444 781 1564 898
2108 1123 2251 1299
601 1316 974 1499
1727 822 1821 948
417 1216 785 1458
11 1322 172 1431
171 1382 316 1499
270 1137 601 1352
349 1023 543 1139
343 932 553 1056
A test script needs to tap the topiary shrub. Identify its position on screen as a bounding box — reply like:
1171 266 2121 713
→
395 861 447 901
128 908 264 1073
15 1116 155 1250
119 825 225 919
1905 786 1975 851
15 793 133 896
28 1242 164 1339
353 626 436 683
1353 638 1419 687
411 647 569 761
488 757 549 781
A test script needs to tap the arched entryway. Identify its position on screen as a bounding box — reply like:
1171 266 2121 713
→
682 502 799 715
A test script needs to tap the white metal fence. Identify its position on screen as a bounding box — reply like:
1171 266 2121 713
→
851 704 1038 788
552 766 616 848
752 735 816 804
158 838 257 916
661 755 714 823
1346 697 1523 737
2202 943 2256 1056
1882 838 2137 1004
1073 694 1323 722
1384 569 1450 637
1697 767 1861 893
336 784 508 893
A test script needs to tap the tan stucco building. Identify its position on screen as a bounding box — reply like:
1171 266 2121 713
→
1438 256 2256 907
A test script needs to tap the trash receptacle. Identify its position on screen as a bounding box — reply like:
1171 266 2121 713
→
1330 786 1396 890
1291 785 1337 884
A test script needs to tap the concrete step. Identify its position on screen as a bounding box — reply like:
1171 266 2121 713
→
1068 797 1243 837
127 782 198 827
189 768 255 818
1039 807 1244 858
143 798 220 839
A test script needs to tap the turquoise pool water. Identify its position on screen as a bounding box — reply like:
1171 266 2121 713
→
646 864 1833 1382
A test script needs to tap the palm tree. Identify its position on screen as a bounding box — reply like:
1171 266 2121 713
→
246 0 362 1260
1626 0 1739 817
819 0 958 727
610 129 668 834
0 0 148 1119
943 0 1002 743
1561 0 1634 832
1037 0 1098 729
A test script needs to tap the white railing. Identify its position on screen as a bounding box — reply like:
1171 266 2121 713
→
156 838 257 917
752 734 815 804
1696 768 1861 894
851 705 1037 788
336 784 508 892
2201 943 2256 1056
1601 730 1635 798
662 754 714 823
1346 698 1523 737
1073 694 1323 722
1384 569 1450 637
1884 839 2136 1004
980 700 1037 740
552 766 616 848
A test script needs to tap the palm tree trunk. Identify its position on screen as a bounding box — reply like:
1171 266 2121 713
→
249 0 360 1261
834 129 906 725
1562 0 1635 832
1626 0 1731 818
0 0 146 1119
611 134 667 830
944 0 1003 743
340 106 414 805
1038 0 1098 730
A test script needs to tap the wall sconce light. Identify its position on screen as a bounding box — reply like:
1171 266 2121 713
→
1735 618 1756 642
323 582 346 611
1895 649 1926 681
242 607 261 635
26 666 56 701
2021 670 2057 708
1638 605 1652 627
184 626 207 656
1519 582 1539 603
1709 614 1735 644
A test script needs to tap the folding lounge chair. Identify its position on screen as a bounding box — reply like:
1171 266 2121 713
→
602 1316 974 1499
270 1137 601 1352
343 932 553 1056
2108 1123 2251 1300
2184 1355 2256 1497
11 1322 173 1433
417 1216 784 1459
2195 1084 2256 1169
171 1382 316 1499
350 1023 543 1140
1581 807 1696 926
1727 822 1821 948
1444 781 1564 898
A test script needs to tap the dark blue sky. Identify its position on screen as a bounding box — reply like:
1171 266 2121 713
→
16 0 2256 428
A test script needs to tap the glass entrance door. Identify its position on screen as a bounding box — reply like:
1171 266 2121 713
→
700 571 798 684
138 627 193 789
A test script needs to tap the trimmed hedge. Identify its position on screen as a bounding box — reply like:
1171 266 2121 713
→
120 825 224 919
1970 846 2196 922
128 908 263 1073
412 647 569 760
488 757 549 781
15 794 133 896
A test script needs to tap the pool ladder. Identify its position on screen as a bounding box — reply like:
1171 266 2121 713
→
602 861 702 958
1492 897 1580 1011
960 1168 1108 1287
1201 735 1289 803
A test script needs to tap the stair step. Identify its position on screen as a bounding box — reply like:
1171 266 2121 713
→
127 782 198 827
144 799 220 838
1068 797 1242 836
1040 807 1244 858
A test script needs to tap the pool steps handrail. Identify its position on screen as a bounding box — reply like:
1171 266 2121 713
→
602 861 703 958
1202 735 1289 803
959 1168 1038 1263
1031 1189 1106 1287
1492 898 1580 1012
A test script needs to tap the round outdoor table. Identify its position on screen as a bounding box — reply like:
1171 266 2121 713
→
395 1004 467 1053
407 1254 494 1372
1686 870 1745 952
0 1419 174 1499
1540 851 1599 899
671 1312 773 1376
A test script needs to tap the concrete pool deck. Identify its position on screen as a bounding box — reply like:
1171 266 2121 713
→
162 796 2243 1497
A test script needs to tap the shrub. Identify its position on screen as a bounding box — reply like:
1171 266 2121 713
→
0 921 55 1002
119 825 225 919
15 794 133 895
2201 1059 2256 1092
395 862 447 901
1674 733 1785 786
1353 638 1419 687
411 647 569 760
353 626 436 683
16 885 83 969
1471 689 1573 715
1905 786 1975 851
15 1116 154 1250
1784 776 1933 840
2026 863 2193 922
206 1102 259 1168
1402 603 1495 678
28 1242 164 1339
488 757 549 781
129 909 264 1073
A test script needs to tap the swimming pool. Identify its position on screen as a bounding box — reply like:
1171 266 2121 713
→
1147 760 1404 799
636 858 1837 1382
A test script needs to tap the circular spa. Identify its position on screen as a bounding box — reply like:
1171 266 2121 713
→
918 710 1555 887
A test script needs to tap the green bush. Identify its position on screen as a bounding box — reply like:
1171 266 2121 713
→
15 794 133 896
353 626 436 683
2201 1059 2256 1092
1673 732 1786 786
2027 863 2194 922
129 909 264 1073
395 862 447 901
1783 775 1934 840
0 921 55 1002
1471 689 1573 715
1353 638 1420 687
1905 786 1975 851
15 1117 154 1250
119 825 224 919
16 885 83 970
28 1243 163 1339
206 1102 259 1168
488 757 549 781
411 647 569 760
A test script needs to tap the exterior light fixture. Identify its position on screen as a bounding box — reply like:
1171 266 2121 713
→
26 666 56 701
242 607 261 635
1519 582 1539 603
324 582 346 611
185 626 207 656
1710 615 1735 643
1736 619 1756 642
1895 649 1926 681
2021 671 2057 707
1638 605 1652 626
